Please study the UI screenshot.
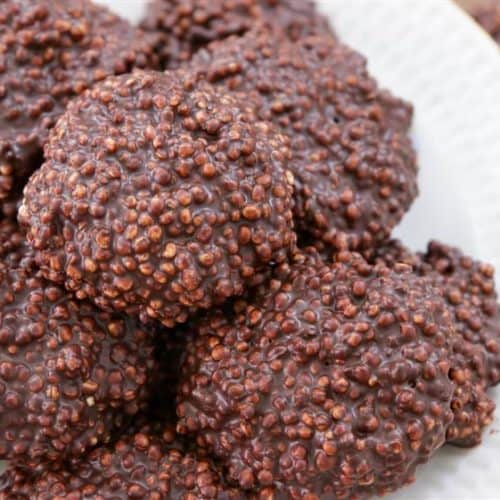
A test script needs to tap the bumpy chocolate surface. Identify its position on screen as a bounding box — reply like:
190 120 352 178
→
0 242 157 465
140 0 333 69
19 69 295 327
471 2 500 45
0 0 159 211
424 242 500 386
177 250 456 497
0 422 236 499
366 240 499 447
0 216 32 269
191 31 418 251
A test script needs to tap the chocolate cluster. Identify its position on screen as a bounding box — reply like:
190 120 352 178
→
140 0 334 68
0 423 237 499
177 250 456 497
190 31 418 250
365 240 500 447
0 0 498 498
0 220 157 467
0 0 159 213
19 69 295 327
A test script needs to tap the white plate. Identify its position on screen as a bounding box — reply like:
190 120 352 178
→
71 0 500 498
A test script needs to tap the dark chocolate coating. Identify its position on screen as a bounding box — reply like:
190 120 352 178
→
177 250 456 498
424 241 500 386
0 0 160 211
0 216 32 269
0 249 157 465
366 240 499 447
19 69 295 327
190 31 418 251
140 0 334 69
0 423 238 499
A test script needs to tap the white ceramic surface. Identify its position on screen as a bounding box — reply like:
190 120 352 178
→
23 1 500 498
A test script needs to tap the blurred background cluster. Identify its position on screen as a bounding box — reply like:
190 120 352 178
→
458 0 500 44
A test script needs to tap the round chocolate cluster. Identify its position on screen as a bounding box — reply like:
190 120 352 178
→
0 0 159 215
19 69 295 327
0 1 498 499
0 423 236 499
176 250 457 497
0 222 157 466
140 0 334 68
190 30 418 251
365 240 499 447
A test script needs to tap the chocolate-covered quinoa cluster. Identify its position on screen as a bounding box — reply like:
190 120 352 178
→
191 31 418 251
177 250 456 497
366 240 500 447
0 1 497 498
140 0 334 69
0 422 237 499
19 69 295 327
0 237 157 465
0 0 159 212
424 242 500 386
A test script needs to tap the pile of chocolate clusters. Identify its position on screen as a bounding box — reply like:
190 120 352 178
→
0 1 498 498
